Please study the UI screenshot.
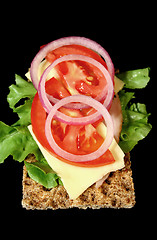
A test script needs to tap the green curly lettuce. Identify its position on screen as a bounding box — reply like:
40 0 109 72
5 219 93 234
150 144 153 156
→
117 68 152 152
0 74 61 188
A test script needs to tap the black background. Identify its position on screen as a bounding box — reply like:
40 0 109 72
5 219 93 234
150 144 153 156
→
0 4 155 234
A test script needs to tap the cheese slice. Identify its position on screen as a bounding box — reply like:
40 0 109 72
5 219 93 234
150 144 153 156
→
28 123 124 199
25 59 59 82
114 76 125 94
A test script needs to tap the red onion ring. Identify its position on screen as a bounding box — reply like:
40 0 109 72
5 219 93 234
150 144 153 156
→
45 95 101 126
38 54 113 114
45 95 114 162
30 36 114 90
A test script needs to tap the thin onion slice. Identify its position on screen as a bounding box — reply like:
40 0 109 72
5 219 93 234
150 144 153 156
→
30 36 114 90
38 54 114 115
45 95 114 162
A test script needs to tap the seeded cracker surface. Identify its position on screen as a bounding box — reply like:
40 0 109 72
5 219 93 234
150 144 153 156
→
22 153 135 209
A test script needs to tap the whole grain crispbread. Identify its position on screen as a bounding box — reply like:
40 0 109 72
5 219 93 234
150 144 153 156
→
22 153 135 209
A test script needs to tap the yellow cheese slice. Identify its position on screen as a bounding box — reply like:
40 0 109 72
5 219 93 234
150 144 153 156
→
28 123 124 199
114 76 125 94
25 59 59 82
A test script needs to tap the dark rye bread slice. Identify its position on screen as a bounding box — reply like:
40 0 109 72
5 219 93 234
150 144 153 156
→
22 153 135 209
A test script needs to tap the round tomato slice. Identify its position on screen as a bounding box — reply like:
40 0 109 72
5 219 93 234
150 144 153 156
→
31 92 115 167
45 45 111 102
46 44 108 69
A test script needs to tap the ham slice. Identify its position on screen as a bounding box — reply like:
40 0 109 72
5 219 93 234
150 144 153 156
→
109 94 123 143
95 94 123 189
95 173 110 188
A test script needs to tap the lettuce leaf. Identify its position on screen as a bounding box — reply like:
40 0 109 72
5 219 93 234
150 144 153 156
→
7 74 36 109
7 74 37 127
0 74 62 188
0 75 42 163
12 99 33 127
118 69 152 153
24 161 62 188
117 68 150 89
0 121 43 163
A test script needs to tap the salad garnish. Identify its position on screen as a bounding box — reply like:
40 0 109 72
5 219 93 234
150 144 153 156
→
0 37 152 189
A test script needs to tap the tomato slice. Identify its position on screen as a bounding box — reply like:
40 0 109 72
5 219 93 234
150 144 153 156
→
46 44 107 69
45 45 109 101
31 92 115 167
45 77 70 99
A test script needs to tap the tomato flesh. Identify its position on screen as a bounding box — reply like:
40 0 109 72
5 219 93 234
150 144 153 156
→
45 77 70 99
31 44 115 167
77 125 104 153
45 45 109 101
31 93 115 167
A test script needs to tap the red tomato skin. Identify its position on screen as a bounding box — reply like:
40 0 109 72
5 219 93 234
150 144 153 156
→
31 44 115 167
44 44 112 101
46 44 108 69
31 93 115 167
45 77 70 99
